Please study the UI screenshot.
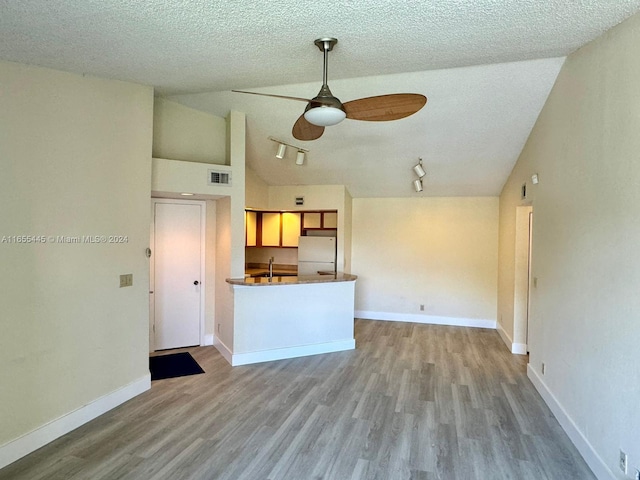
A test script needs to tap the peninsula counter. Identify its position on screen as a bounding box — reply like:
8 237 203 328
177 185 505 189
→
222 273 357 366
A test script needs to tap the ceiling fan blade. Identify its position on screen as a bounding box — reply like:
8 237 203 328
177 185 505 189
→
343 94 427 121
292 114 325 141
232 90 313 103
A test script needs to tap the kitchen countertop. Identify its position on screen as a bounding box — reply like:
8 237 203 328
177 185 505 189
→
227 272 357 286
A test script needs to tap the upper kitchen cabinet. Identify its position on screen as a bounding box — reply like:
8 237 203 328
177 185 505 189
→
245 210 338 246
323 211 338 229
245 210 257 247
302 212 321 229
281 212 302 247
301 210 338 235
261 212 281 247
245 210 303 247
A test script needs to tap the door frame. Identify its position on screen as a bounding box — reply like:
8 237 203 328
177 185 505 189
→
150 198 207 352
513 204 533 355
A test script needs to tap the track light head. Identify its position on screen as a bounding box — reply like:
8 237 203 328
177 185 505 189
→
275 143 287 159
413 158 426 178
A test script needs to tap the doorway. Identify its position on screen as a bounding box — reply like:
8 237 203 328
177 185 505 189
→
150 199 205 351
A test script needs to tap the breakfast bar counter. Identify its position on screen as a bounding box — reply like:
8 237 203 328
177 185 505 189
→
226 272 357 286
223 273 357 366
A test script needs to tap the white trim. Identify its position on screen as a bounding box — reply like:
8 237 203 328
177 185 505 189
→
527 365 614 480
0 374 150 470
150 198 207 350
497 323 528 355
497 322 512 348
355 311 496 329
203 334 214 346
213 337 233 365
230 339 355 367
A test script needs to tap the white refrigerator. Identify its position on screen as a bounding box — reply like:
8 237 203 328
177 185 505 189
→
297 236 336 275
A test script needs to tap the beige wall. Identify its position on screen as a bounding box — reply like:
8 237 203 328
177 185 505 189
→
153 97 226 164
498 11 640 478
352 197 498 325
245 167 269 208
0 62 153 449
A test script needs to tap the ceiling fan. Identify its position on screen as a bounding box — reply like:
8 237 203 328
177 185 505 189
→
233 38 427 141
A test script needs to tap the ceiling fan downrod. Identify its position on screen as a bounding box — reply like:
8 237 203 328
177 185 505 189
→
314 37 337 88
305 37 346 127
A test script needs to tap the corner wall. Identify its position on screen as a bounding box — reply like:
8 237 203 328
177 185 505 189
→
498 12 640 478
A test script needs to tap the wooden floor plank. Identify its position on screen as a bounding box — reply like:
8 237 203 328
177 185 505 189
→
0 320 595 480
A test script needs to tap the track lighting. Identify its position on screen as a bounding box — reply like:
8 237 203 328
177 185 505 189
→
275 143 287 159
412 157 425 192
269 137 309 165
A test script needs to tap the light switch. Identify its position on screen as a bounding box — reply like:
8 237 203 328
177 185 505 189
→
120 274 133 287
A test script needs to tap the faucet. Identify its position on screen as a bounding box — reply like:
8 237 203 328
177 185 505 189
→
268 257 274 279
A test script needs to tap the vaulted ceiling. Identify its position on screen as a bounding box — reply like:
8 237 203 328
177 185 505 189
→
2 1 640 197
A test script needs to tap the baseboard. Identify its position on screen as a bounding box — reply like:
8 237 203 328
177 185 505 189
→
511 342 527 355
231 339 356 366
213 337 233 365
202 333 214 346
527 365 614 480
355 310 496 329
0 374 150 470
496 323 528 355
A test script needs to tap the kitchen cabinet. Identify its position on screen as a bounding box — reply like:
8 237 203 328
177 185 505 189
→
281 212 302 247
302 212 321 229
261 212 281 247
323 211 338 229
301 210 338 234
245 209 336 247
245 210 257 247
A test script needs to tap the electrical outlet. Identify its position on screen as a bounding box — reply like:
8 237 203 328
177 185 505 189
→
419 304 424 311
619 450 627 474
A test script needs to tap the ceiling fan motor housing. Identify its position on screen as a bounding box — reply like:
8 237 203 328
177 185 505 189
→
304 84 346 126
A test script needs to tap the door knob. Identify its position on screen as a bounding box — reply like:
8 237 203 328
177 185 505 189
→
194 281 199 285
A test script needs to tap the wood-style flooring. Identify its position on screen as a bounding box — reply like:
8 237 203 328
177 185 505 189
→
0 320 595 479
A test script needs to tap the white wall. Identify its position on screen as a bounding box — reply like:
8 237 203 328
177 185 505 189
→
0 61 153 464
352 197 498 327
498 11 640 479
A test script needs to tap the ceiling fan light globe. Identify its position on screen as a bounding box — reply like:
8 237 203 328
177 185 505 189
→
304 106 346 127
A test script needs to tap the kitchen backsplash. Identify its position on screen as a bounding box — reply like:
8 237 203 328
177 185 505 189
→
245 247 298 267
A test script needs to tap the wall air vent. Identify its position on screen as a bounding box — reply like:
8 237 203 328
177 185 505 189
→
208 169 232 186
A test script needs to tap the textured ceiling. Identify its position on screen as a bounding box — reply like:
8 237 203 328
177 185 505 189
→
2 1 640 197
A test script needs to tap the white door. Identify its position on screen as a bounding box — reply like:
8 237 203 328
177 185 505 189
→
153 201 203 350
